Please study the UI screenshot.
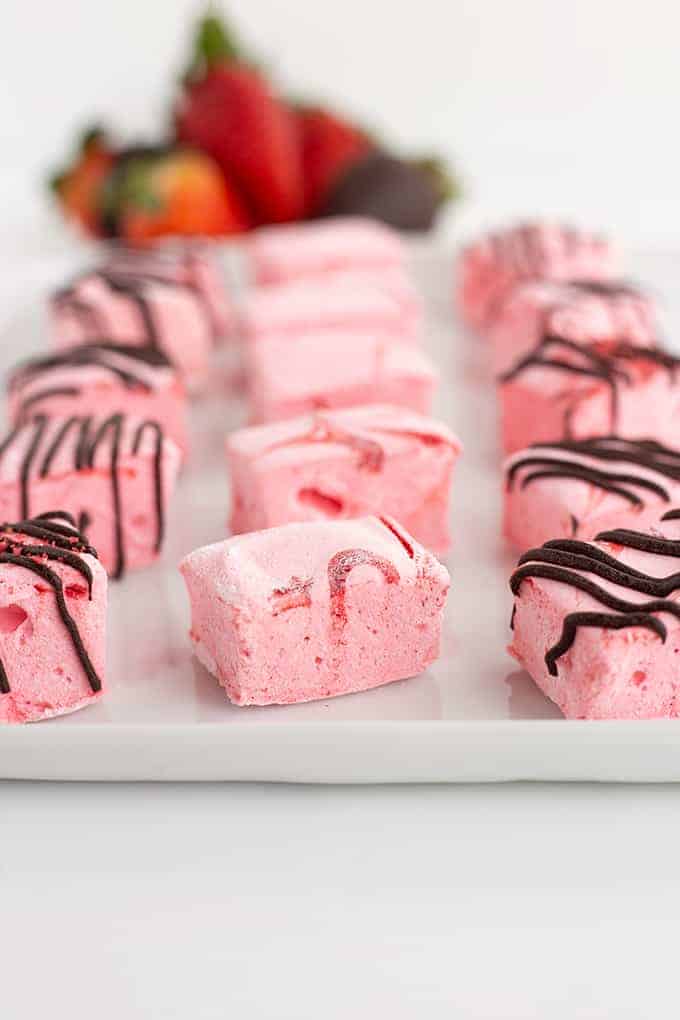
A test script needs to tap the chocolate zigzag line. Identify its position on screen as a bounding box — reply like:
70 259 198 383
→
507 456 669 506
500 337 679 434
510 535 680 675
0 414 166 580
53 260 216 344
0 516 104 695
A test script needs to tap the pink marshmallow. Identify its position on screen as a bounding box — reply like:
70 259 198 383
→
0 513 107 724
503 436 680 550
247 217 406 285
179 514 450 706
490 279 658 374
0 414 181 577
238 273 422 347
458 221 618 333
498 339 680 455
102 246 231 339
226 404 461 554
246 331 438 424
7 343 190 458
51 265 214 392
509 519 680 718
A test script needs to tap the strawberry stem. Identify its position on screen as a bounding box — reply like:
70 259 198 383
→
195 12 240 67
414 156 461 204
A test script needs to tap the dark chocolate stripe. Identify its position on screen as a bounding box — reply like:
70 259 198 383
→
526 437 680 480
515 543 680 597
9 341 176 422
510 456 669 505
132 421 164 553
0 551 101 693
500 337 679 435
510 535 680 675
20 416 49 518
86 414 125 579
545 612 666 676
98 273 159 348
12 544 93 597
104 250 219 338
40 417 87 477
594 529 680 558
52 259 217 348
0 516 103 695
0 413 167 580
8 340 169 393
0 660 9 695
569 280 641 299
2 520 96 557
18 387 80 418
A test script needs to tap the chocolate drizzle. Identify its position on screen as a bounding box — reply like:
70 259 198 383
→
106 249 219 337
52 257 217 350
500 337 679 434
9 343 171 421
132 421 165 554
0 414 167 580
569 279 641 299
544 612 666 676
510 533 680 675
0 513 102 696
507 436 680 507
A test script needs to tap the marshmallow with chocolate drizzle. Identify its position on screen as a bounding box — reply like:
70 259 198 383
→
7 342 189 455
0 413 177 579
0 511 104 705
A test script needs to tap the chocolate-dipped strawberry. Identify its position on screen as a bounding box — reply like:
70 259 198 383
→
320 152 458 231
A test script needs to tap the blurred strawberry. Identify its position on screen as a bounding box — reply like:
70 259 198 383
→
100 146 249 245
174 14 304 224
297 106 374 215
49 126 114 236
321 151 459 231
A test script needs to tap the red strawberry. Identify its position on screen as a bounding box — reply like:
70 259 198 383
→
175 14 304 224
297 107 374 216
99 146 250 246
49 126 114 237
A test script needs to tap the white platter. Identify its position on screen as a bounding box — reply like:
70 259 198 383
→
2 244 680 783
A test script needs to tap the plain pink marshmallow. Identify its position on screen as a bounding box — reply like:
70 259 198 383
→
309 267 424 335
0 414 182 577
0 515 107 724
498 339 680 455
50 268 213 392
503 436 680 550
179 514 450 706
246 331 438 424
457 220 618 334
102 246 231 339
490 279 658 374
509 520 680 719
237 274 421 347
226 404 461 554
7 343 190 458
247 217 406 285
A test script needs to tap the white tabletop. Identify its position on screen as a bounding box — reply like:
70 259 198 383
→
1 231 679 1019
2 780 679 1018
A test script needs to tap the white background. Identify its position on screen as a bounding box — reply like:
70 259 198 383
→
1 0 680 242
3 3 680 1017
